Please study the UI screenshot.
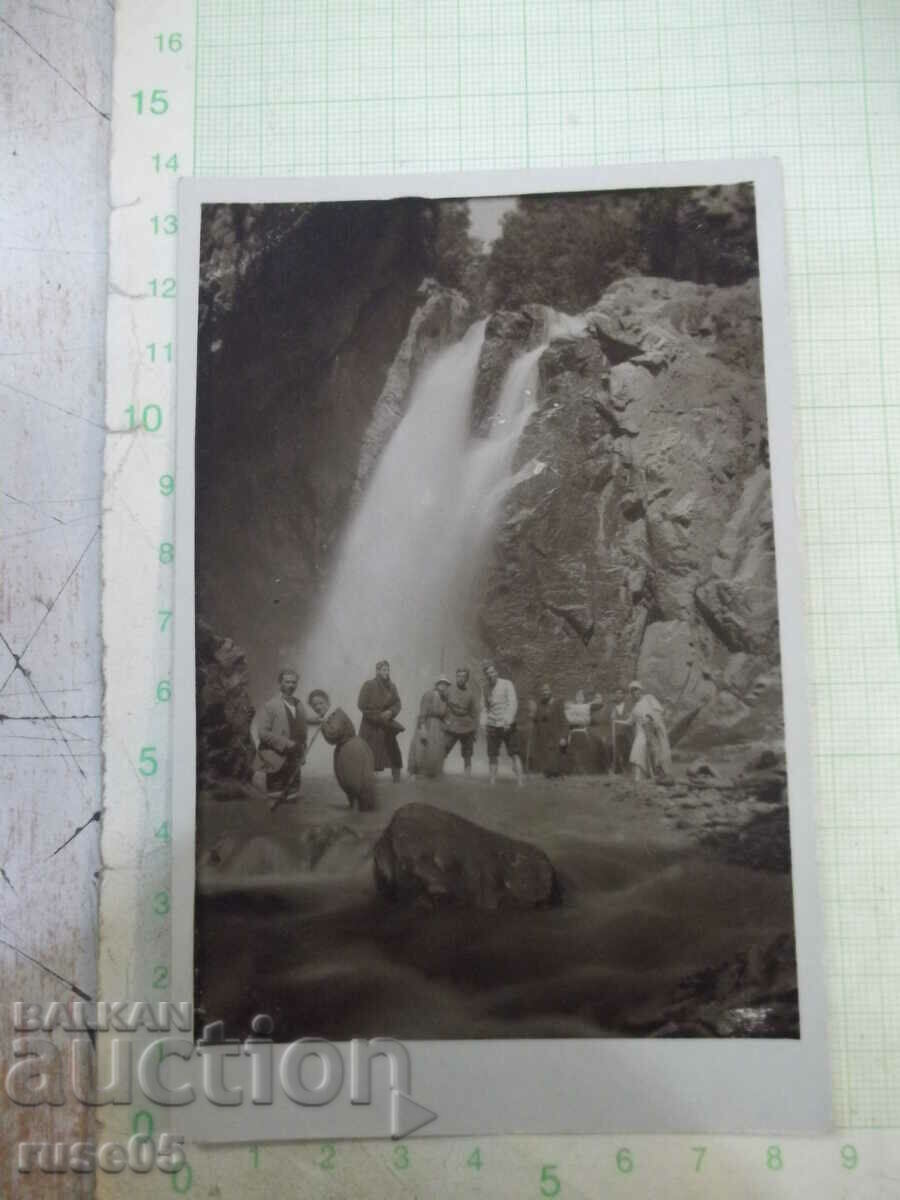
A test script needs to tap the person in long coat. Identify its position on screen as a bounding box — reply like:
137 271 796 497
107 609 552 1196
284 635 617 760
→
609 688 633 774
584 690 610 773
408 676 450 779
624 680 672 780
308 690 376 812
532 683 570 778
357 660 403 781
520 698 538 774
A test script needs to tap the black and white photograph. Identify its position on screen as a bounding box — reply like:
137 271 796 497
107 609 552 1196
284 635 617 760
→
188 173 802 1050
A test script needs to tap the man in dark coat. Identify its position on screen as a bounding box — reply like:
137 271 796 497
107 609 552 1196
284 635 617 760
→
584 690 610 773
256 667 308 810
532 683 570 778
357 659 404 781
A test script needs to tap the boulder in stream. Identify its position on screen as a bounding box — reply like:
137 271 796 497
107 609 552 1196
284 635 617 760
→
373 802 560 911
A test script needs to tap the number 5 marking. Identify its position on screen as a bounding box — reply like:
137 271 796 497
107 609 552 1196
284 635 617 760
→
540 1164 560 1197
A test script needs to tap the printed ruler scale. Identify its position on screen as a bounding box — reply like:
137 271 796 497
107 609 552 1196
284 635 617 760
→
101 0 193 1190
99 1 900 1197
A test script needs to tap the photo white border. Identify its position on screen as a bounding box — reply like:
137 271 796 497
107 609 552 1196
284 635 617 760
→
172 161 830 1139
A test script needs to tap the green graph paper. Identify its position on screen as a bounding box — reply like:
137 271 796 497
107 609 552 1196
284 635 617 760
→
193 0 900 1129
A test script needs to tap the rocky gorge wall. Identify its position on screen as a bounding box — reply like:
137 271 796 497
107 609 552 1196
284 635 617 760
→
475 276 781 750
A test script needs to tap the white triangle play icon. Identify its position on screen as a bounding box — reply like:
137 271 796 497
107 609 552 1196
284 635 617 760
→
391 1088 438 1139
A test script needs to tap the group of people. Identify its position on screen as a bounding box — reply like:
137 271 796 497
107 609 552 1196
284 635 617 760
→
534 683 673 782
253 659 672 812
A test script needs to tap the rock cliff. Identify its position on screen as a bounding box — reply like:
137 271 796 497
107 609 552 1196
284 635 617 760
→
195 619 256 784
475 276 781 749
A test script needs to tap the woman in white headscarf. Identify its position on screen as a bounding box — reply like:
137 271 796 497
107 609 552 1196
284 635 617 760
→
625 681 671 780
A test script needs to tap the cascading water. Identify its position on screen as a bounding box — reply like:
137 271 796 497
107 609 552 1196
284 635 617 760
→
299 310 575 754
447 344 545 622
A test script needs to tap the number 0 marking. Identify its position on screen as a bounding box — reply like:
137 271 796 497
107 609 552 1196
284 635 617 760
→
171 1163 192 1193
132 1110 154 1136
841 1144 858 1170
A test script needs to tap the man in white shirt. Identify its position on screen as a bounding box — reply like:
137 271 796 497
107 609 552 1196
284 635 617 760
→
482 662 524 786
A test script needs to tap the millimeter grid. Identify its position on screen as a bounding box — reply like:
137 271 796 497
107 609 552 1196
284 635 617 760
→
193 0 900 1129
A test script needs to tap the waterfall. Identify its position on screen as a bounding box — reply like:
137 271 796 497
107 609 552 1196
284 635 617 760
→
446 344 544 622
299 315 557 749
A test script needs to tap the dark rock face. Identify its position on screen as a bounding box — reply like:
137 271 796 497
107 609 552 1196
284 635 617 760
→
374 803 560 910
195 201 450 699
471 306 548 432
476 275 780 750
641 933 798 1038
196 619 256 784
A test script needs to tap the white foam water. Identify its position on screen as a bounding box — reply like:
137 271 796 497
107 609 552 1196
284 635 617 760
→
299 314 567 744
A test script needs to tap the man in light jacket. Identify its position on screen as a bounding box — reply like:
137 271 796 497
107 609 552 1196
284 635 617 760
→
256 667 308 810
482 662 524 786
